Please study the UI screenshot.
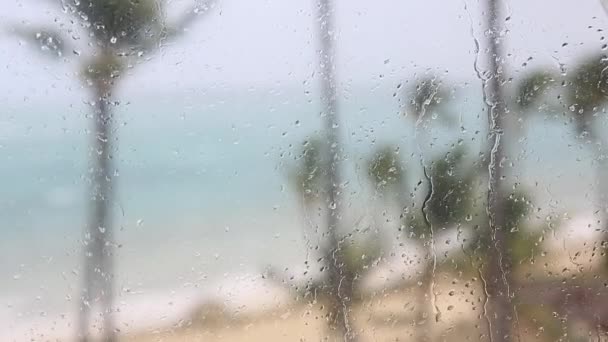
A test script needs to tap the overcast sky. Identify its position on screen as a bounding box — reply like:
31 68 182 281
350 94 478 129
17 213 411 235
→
0 0 607 106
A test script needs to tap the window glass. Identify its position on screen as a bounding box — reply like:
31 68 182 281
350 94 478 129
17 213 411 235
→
1 0 607 341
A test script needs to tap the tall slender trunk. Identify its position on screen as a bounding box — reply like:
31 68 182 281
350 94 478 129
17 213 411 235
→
483 0 515 341
316 0 355 340
594 137 608 237
78 80 116 342
415 245 434 342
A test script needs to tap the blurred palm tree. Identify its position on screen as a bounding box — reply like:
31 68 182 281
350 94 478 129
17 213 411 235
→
514 71 554 112
402 75 452 128
399 64 553 341
414 147 476 341
516 53 608 257
480 0 517 339
400 76 468 341
481 68 554 341
366 138 478 342
564 55 608 136
367 145 408 215
313 0 357 339
478 61 608 341
483 65 557 341
288 137 380 341
9 1 215 340
290 137 328 212
559 55 608 234
522 54 608 236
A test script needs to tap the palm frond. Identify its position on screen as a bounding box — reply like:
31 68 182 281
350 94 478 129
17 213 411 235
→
426 145 475 227
403 75 454 126
366 145 405 195
122 0 217 58
8 23 68 58
162 0 217 41
515 70 554 110
64 0 163 48
565 54 608 136
288 137 328 205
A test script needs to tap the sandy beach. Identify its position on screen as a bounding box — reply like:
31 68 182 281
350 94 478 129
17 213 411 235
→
119 214 608 342
6 211 605 342
124 282 477 342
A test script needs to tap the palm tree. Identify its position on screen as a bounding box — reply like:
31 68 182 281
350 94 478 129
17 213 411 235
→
478 0 555 334
479 0 517 339
10 1 215 340
416 147 477 341
513 55 608 249
398 75 456 341
527 56 608 335
561 55 608 226
288 137 383 341
315 0 356 340
290 137 328 215
406 76 452 123
399 63 554 340
366 142 478 341
394 63 554 341
367 146 406 197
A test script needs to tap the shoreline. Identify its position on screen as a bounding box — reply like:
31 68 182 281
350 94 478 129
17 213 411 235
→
3 210 604 341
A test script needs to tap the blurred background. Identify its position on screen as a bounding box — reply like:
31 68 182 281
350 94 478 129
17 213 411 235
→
1 0 608 341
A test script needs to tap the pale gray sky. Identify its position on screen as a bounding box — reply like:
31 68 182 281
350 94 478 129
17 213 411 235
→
0 0 606 105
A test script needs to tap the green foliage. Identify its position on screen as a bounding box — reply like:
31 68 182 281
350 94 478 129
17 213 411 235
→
471 190 543 265
565 54 608 135
406 76 446 120
67 0 163 48
396 146 478 241
567 55 608 112
336 236 382 279
426 146 476 227
400 211 426 240
503 192 542 265
83 53 124 85
12 0 214 75
366 145 405 195
289 138 328 205
503 191 533 232
516 71 554 110
511 56 608 138
516 304 564 341
10 27 68 57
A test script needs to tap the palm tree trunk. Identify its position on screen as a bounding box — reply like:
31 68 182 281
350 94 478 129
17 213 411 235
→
415 245 434 342
594 139 608 239
79 81 116 342
316 0 355 340
483 0 515 341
